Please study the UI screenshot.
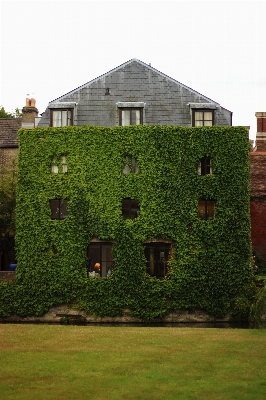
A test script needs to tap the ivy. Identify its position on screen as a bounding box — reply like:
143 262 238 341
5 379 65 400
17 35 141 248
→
0 125 253 320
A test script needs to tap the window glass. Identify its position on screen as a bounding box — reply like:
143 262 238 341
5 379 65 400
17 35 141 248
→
87 243 114 278
122 110 131 126
51 109 73 127
198 156 212 176
119 108 142 126
123 156 138 174
198 199 215 220
50 199 68 220
145 243 170 278
193 110 213 126
122 198 139 219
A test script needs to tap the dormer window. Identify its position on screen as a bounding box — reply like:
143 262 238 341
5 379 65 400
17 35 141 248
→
119 108 142 126
192 110 214 126
51 109 73 127
198 156 212 176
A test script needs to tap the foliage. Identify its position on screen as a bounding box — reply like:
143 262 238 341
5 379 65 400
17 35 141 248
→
0 160 17 265
0 106 22 118
252 250 266 276
250 278 266 328
0 125 252 320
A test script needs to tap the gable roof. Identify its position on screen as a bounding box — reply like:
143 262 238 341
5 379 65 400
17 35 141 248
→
0 118 22 147
48 58 223 108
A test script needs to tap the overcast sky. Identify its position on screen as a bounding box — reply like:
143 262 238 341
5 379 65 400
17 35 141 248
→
1 0 266 139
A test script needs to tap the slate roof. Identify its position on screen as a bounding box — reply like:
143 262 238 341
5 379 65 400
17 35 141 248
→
0 118 22 147
48 58 225 109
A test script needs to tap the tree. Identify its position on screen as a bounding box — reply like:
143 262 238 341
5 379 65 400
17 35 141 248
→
0 106 22 118
0 160 17 267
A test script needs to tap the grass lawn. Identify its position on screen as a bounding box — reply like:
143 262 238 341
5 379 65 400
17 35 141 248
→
0 325 266 400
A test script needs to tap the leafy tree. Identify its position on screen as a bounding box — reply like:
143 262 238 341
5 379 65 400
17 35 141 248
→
0 160 17 266
0 106 22 118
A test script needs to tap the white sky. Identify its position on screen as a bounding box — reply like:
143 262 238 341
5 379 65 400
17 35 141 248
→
1 0 266 139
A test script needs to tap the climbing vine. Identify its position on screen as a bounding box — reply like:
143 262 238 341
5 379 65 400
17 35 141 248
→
0 125 252 320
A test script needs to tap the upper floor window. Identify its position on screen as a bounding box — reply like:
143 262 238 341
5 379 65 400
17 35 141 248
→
50 199 68 220
119 108 143 126
198 198 215 220
122 156 138 174
198 156 212 176
51 155 67 173
122 198 140 220
51 109 73 127
192 110 214 127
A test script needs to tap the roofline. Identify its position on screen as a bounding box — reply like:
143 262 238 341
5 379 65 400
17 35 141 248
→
48 58 231 111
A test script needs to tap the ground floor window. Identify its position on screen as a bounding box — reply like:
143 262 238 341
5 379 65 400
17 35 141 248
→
144 242 170 278
87 242 114 278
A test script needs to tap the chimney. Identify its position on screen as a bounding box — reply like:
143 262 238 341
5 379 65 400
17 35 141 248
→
22 98 38 128
255 112 266 151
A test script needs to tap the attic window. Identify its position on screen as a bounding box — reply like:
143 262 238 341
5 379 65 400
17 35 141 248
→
50 109 73 127
119 108 143 126
192 110 214 127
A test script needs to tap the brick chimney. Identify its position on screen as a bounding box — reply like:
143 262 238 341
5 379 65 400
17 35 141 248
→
255 112 266 151
22 98 38 128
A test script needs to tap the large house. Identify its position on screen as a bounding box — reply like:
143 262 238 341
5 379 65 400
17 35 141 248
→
38 58 232 128
11 60 252 320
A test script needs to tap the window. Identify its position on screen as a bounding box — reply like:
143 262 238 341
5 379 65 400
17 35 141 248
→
123 156 138 174
51 156 67 173
192 110 214 126
145 242 170 278
50 199 68 220
198 198 215 220
87 242 114 278
122 198 140 219
119 108 143 126
51 109 73 127
198 156 212 176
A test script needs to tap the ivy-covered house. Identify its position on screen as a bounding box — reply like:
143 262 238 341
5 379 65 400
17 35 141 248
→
8 60 252 320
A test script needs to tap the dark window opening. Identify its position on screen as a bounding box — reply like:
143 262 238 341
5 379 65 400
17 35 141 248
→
123 156 138 174
145 243 170 278
50 199 68 220
87 242 114 278
50 109 73 127
198 156 212 176
192 110 214 127
122 198 140 220
119 108 143 126
198 198 215 220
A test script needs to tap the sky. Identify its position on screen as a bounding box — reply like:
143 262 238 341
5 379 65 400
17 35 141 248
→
1 0 266 140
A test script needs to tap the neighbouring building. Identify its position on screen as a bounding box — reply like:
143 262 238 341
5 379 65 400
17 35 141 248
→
0 99 38 271
250 112 266 263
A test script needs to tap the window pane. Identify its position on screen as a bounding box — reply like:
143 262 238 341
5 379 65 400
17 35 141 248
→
195 112 203 122
204 112 213 121
61 156 67 173
122 165 130 174
50 200 59 219
130 199 139 219
59 200 68 219
122 110 130 126
53 111 61 127
132 110 140 125
198 200 206 219
204 120 213 126
67 110 72 125
207 200 215 219
61 111 68 126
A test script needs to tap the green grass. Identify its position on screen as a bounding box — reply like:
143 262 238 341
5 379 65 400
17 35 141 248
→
0 325 266 399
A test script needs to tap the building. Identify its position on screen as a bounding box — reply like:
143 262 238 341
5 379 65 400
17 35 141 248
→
250 112 266 265
0 100 38 271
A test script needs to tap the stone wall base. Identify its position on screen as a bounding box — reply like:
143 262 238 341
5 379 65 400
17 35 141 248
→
0 304 231 325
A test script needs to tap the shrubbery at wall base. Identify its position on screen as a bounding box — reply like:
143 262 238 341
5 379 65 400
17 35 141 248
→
0 125 253 320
